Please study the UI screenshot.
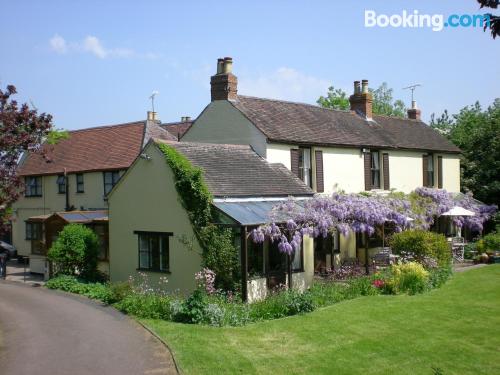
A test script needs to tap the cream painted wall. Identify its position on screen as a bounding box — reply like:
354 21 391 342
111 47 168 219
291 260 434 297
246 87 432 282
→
182 101 268 157
441 155 460 192
11 171 116 257
340 231 357 259
266 143 460 194
382 150 425 193
108 143 202 294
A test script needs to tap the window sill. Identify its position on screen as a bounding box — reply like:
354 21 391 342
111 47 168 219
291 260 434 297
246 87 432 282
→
136 268 171 274
24 195 42 198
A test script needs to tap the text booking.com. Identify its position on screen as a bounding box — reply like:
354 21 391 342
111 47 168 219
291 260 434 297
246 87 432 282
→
365 10 491 32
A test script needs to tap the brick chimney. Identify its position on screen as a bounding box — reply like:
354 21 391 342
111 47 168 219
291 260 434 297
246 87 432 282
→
407 100 421 120
349 79 373 119
210 57 238 101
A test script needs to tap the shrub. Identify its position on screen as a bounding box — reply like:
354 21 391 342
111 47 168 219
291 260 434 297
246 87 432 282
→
390 230 450 267
104 282 132 304
115 293 175 320
346 276 380 297
428 265 453 289
476 231 500 253
249 289 314 321
47 224 99 280
391 262 429 295
173 289 209 324
308 281 349 307
464 241 478 259
46 275 112 301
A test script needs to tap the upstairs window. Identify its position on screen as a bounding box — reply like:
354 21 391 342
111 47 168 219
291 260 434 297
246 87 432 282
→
57 175 66 194
136 231 171 272
25 176 42 197
103 171 121 195
298 148 312 188
370 151 381 189
76 174 84 193
427 154 435 187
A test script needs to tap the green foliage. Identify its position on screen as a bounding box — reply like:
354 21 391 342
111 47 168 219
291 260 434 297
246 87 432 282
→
106 282 133 304
199 225 239 290
369 82 407 118
428 265 453 289
477 231 500 253
46 129 69 145
430 99 500 205
316 86 350 110
174 289 209 324
116 293 176 320
158 143 239 290
47 224 99 280
46 275 112 301
249 289 314 321
391 262 430 295
390 229 451 267
317 82 406 118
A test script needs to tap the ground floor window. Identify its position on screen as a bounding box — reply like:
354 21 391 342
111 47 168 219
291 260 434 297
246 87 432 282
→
94 224 109 261
135 231 172 272
25 222 42 240
248 240 265 277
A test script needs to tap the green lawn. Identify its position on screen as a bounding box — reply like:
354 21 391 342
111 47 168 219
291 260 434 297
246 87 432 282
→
144 265 500 375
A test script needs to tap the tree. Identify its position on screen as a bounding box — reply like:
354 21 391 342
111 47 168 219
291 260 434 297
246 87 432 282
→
317 82 407 118
0 85 64 233
430 99 500 205
477 0 500 39
370 83 407 118
316 86 350 110
47 224 99 279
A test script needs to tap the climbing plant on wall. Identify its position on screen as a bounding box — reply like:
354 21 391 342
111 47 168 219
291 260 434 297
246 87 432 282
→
157 143 239 291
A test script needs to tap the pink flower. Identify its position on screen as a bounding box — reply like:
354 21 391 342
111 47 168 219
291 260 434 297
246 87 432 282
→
372 279 385 288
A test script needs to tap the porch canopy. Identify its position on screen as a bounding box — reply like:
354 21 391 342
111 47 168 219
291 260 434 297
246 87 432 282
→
213 199 304 226
27 210 109 224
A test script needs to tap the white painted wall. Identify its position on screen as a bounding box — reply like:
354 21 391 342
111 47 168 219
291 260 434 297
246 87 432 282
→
383 150 425 193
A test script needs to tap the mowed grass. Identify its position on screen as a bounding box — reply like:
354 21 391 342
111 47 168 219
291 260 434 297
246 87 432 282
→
144 265 500 375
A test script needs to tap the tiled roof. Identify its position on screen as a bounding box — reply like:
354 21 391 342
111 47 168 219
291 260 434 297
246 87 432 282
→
154 140 314 198
160 121 193 139
230 96 460 153
18 121 176 176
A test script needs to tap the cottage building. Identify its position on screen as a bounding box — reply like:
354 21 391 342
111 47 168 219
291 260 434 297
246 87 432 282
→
108 139 315 301
12 114 174 274
183 58 461 195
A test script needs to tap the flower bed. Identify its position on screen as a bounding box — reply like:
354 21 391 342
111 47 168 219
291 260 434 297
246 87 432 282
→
46 262 453 327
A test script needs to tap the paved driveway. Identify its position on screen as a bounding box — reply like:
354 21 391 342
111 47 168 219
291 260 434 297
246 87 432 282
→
0 281 177 375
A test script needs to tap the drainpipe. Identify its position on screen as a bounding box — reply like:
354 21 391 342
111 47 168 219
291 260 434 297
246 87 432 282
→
240 226 248 302
64 168 70 211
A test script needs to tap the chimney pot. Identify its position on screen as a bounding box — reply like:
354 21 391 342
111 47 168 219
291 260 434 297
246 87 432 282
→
361 79 369 94
216 58 224 74
222 57 233 74
210 57 238 101
349 79 373 119
353 81 361 94
147 111 157 121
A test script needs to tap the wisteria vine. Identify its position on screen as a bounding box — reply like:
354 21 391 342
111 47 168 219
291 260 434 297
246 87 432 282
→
251 188 497 256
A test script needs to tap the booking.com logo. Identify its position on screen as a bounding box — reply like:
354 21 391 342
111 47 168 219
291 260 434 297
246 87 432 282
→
365 10 491 32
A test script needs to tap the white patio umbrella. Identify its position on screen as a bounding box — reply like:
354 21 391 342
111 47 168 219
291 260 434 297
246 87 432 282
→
440 206 476 217
440 206 475 237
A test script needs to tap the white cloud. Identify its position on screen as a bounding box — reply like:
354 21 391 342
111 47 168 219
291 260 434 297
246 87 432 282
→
238 67 330 103
49 34 68 54
83 36 107 58
48 34 156 59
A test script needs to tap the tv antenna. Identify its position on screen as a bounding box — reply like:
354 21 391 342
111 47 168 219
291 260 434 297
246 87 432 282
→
403 83 422 103
149 91 159 112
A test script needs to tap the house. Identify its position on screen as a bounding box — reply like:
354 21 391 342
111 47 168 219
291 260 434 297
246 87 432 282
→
182 57 462 271
108 139 315 301
12 113 174 275
183 57 461 195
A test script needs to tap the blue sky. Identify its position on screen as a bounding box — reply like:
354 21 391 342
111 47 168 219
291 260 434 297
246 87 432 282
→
1 0 499 130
